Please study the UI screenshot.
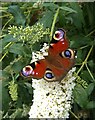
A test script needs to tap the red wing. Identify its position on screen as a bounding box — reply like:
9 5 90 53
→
44 49 75 82
48 29 69 56
21 59 47 79
44 64 68 82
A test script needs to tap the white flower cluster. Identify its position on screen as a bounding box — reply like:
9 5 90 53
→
31 43 49 63
29 67 76 118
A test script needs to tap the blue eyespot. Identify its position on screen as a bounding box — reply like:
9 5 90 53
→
45 72 54 79
53 29 65 40
64 50 71 58
44 70 56 81
21 65 33 77
22 71 29 77
61 49 74 59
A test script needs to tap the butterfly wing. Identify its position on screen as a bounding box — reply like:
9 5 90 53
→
48 29 69 56
21 59 47 79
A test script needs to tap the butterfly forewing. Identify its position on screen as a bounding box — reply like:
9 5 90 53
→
21 59 47 79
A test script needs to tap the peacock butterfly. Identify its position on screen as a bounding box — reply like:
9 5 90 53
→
21 29 75 82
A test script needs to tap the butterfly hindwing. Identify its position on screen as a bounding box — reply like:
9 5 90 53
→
44 49 75 81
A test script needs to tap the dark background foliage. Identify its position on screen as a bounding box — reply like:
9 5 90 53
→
0 2 95 120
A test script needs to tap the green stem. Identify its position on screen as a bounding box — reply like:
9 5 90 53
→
50 8 60 41
77 45 93 75
3 42 12 50
0 51 8 62
0 14 11 18
85 64 95 82
70 110 80 120
0 6 8 10
79 45 89 50
11 72 15 82
2 16 13 32
86 29 95 37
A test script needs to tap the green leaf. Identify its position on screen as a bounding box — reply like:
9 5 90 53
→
69 3 85 30
60 6 77 13
84 3 95 29
24 82 33 95
11 59 27 73
80 70 93 82
8 5 26 26
9 43 25 55
2 80 11 113
2 53 14 70
2 35 17 49
73 85 88 108
3 35 17 43
88 60 95 72
86 83 95 96
58 10 66 26
76 49 83 64
39 10 54 28
70 35 92 48
17 82 33 105
86 101 95 109
42 3 58 11
2 70 11 80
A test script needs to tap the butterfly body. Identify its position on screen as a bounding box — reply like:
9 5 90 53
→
21 29 75 82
